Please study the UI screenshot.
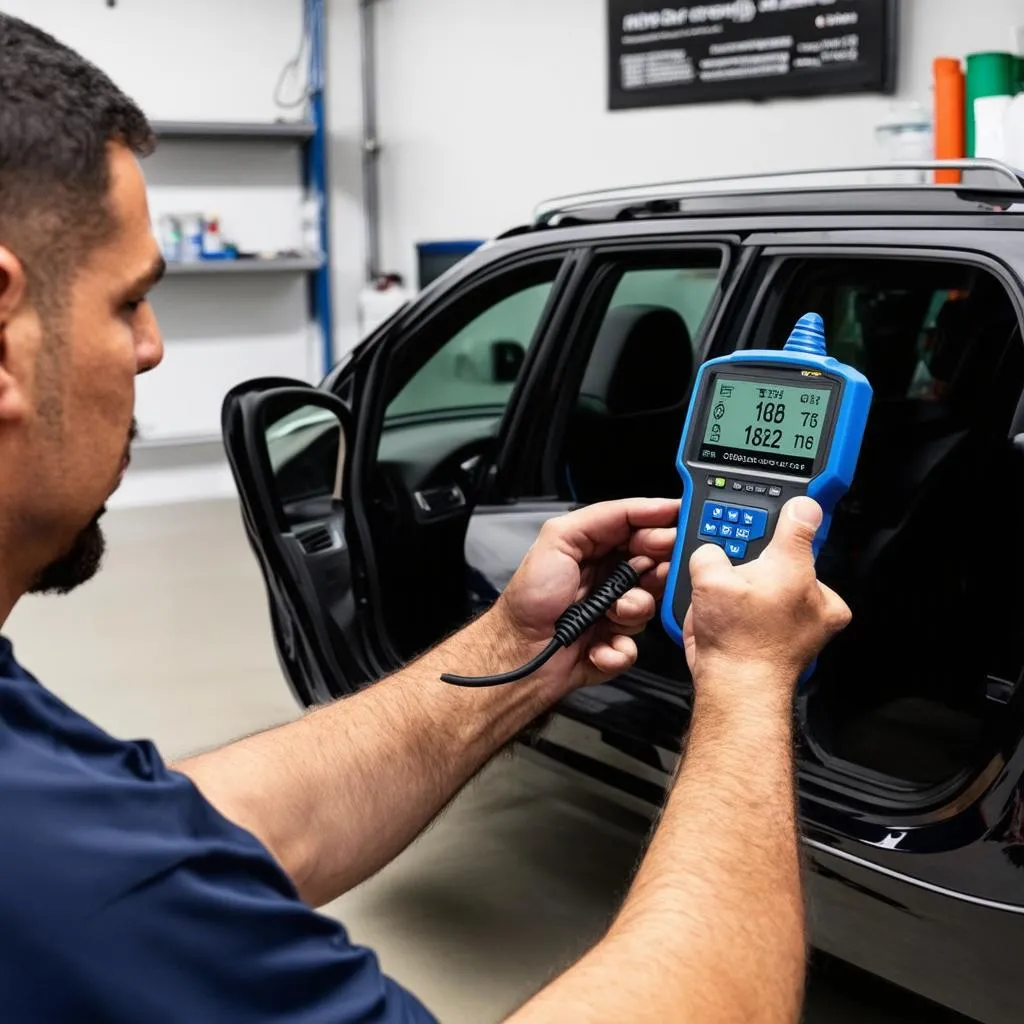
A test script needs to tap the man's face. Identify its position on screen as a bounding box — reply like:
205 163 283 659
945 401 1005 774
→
1 144 164 593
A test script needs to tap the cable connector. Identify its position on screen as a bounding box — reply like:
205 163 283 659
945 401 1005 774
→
441 561 640 688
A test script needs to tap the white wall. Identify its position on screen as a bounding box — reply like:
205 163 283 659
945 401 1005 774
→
0 0 323 506
365 0 1024 287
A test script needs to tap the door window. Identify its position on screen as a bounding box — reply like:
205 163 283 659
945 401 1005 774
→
369 259 563 662
560 254 724 506
386 266 559 421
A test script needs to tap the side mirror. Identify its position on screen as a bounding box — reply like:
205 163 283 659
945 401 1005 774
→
258 390 349 527
491 340 526 383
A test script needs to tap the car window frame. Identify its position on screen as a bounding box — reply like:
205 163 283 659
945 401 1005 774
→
503 237 742 500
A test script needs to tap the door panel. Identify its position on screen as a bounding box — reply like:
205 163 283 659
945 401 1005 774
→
464 503 574 601
222 379 377 705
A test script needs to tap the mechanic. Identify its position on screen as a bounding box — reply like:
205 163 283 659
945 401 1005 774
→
0 14 851 1024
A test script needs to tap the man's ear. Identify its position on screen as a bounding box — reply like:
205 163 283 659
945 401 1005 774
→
0 246 30 424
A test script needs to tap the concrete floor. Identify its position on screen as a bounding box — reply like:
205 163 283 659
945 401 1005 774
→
5 499 973 1023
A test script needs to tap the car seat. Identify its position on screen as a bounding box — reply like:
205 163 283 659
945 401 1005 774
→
564 304 693 502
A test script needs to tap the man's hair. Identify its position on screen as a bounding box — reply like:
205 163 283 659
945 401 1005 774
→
0 14 154 304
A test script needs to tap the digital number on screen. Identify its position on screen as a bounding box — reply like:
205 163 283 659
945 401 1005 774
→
698 377 832 477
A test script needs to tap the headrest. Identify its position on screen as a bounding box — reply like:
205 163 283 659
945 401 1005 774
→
579 304 693 416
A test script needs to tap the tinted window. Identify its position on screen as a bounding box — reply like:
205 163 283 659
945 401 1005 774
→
561 255 724 505
764 258 1024 784
386 274 557 421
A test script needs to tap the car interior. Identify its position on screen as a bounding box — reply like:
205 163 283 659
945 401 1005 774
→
790 263 1024 789
558 256 1024 794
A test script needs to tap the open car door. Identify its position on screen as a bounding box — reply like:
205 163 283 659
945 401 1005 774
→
221 377 384 705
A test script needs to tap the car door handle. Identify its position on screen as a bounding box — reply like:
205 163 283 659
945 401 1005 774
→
413 484 466 521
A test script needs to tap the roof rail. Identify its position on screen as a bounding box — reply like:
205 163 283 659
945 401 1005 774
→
532 159 1024 226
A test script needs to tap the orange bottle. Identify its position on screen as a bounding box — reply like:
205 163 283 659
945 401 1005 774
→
934 57 965 183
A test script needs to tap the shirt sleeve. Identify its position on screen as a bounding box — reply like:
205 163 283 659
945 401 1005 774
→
61 796 438 1024
65 837 437 1024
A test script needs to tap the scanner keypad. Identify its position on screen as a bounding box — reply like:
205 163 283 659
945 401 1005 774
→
699 500 769 560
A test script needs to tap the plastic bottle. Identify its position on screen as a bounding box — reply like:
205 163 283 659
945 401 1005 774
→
1005 57 1024 170
158 214 182 262
202 215 224 258
966 51 1017 158
357 274 412 338
933 57 965 183
873 102 932 183
180 213 204 262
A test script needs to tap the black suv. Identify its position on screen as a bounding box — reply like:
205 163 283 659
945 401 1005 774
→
223 161 1024 1024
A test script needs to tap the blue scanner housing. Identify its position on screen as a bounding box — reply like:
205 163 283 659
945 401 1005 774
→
661 313 873 658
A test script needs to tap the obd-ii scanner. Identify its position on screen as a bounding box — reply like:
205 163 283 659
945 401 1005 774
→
661 312 873 653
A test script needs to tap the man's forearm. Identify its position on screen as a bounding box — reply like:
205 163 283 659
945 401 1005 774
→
176 608 557 907
508 672 804 1024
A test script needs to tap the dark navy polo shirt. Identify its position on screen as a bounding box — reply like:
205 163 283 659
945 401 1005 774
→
0 637 436 1023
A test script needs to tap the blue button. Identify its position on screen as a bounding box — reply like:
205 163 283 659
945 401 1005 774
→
725 539 747 559
710 505 724 520
725 508 740 523
749 509 769 540
719 524 734 538
741 510 756 526
735 527 751 541
701 521 718 537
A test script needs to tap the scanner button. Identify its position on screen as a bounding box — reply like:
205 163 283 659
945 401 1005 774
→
701 521 718 537
768 486 782 497
746 509 770 541
735 527 751 541
725 508 740 523
709 504 724 520
724 539 747 559
719 524 734 538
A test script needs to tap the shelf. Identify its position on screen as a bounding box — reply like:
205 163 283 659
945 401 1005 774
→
164 257 323 276
152 120 316 142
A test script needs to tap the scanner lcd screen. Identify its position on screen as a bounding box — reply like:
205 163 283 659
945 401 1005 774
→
698 377 833 477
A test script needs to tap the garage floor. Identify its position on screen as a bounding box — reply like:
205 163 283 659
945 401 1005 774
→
6 499 972 1023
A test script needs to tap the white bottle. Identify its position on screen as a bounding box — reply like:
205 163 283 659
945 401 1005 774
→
202 214 224 257
1006 91 1024 170
358 276 412 338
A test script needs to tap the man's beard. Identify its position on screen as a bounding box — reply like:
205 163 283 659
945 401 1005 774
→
28 511 106 595
27 417 136 596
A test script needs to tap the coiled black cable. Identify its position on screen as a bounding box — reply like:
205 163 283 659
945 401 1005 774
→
440 560 640 687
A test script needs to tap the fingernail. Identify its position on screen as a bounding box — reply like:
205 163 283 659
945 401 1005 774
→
786 496 822 528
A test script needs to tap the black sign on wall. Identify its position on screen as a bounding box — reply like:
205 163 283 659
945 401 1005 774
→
608 0 898 110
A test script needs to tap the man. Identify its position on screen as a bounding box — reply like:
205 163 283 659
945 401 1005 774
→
0 14 851 1024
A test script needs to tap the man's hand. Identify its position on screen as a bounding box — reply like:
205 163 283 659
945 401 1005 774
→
493 498 679 694
683 495 851 709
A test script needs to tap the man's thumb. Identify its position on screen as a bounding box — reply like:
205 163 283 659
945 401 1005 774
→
764 496 822 563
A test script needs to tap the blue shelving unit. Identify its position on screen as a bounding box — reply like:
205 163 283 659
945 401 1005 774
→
150 0 335 378
304 0 334 377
